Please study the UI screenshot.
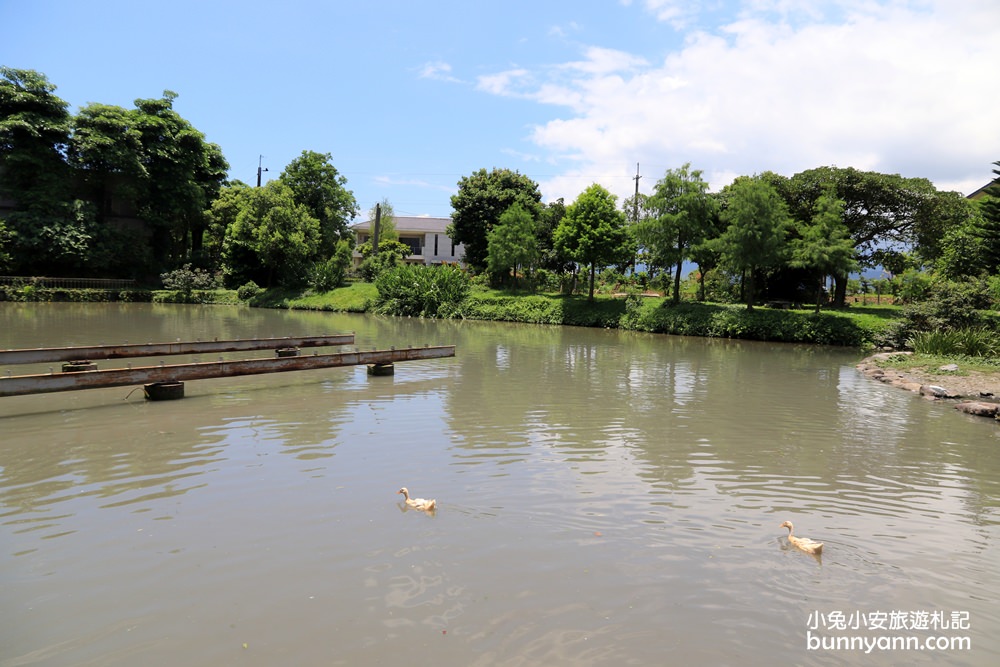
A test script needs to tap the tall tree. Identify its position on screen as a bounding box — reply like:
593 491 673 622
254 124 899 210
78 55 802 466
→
221 181 320 287
537 198 572 273
448 167 542 271
786 166 941 306
554 183 634 300
637 164 717 303
487 202 539 287
688 192 726 301
68 102 145 219
717 176 791 311
0 67 78 273
280 150 358 257
131 91 228 267
788 186 857 312
204 180 253 270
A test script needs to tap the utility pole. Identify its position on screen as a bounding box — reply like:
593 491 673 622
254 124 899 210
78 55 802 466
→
257 155 268 187
372 202 382 254
632 162 641 224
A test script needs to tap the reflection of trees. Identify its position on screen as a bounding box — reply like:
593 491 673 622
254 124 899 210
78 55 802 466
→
0 381 351 519
6 304 998 542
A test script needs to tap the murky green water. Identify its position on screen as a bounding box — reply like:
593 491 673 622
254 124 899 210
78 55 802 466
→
1 303 997 666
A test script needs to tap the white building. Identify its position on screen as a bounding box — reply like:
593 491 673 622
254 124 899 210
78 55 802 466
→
349 216 465 268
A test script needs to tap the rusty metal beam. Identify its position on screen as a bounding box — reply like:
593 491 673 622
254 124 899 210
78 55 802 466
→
0 345 455 397
0 334 355 366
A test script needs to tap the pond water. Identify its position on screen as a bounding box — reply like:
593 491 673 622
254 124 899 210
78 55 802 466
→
1 303 997 666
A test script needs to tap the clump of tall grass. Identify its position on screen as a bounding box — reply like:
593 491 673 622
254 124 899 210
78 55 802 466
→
373 264 470 318
907 327 1000 357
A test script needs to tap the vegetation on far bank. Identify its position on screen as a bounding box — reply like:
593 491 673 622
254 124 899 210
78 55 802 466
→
0 276 897 348
4 69 1000 360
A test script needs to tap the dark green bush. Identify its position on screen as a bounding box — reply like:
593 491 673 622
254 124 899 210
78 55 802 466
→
882 277 993 348
236 281 262 302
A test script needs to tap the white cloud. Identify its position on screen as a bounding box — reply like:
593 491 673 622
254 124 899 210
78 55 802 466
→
642 0 702 29
481 0 1000 203
476 68 532 96
418 61 463 83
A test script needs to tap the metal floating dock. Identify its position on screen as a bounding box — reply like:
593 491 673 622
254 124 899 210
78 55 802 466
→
0 338 455 398
0 334 356 365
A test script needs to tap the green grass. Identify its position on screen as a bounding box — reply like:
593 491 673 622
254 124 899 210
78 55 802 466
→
874 351 1000 374
6 280 904 348
251 282 377 311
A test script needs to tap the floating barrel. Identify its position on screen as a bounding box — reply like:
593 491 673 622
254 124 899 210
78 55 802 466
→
367 362 395 376
144 381 185 400
62 360 98 372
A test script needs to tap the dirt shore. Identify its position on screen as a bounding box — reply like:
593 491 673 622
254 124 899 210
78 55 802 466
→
857 352 1000 401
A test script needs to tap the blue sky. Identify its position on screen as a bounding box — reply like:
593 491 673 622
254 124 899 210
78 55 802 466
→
3 0 998 220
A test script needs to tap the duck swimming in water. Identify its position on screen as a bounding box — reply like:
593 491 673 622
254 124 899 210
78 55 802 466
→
780 521 823 555
398 487 436 511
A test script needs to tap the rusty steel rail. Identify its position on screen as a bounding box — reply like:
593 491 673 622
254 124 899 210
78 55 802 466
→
0 345 455 397
0 334 356 366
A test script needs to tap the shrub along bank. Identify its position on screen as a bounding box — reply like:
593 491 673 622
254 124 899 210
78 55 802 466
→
2 281 894 348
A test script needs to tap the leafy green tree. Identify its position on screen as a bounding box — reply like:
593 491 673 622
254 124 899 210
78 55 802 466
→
487 202 539 287
205 181 253 270
448 167 543 271
537 198 572 273
688 192 726 301
0 218 11 270
221 181 319 287
280 150 358 257
786 166 942 306
934 222 987 280
789 187 857 312
554 184 634 300
637 164 717 303
718 176 792 311
68 102 144 218
130 91 228 267
0 67 79 273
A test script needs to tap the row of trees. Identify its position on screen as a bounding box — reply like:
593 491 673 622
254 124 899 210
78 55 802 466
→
0 68 362 286
4 68 998 307
448 162 999 309
0 67 228 277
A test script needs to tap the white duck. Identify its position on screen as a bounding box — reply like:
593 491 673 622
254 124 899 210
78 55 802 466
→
398 487 436 511
780 521 824 555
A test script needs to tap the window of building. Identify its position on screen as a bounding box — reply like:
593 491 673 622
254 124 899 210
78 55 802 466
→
400 236 422 255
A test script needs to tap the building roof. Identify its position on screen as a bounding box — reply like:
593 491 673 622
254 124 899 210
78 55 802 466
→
350 216 452 233
967 179 1000 200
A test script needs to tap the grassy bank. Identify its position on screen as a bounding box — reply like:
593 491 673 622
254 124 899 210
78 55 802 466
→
242 285 896 348
1 281 898 348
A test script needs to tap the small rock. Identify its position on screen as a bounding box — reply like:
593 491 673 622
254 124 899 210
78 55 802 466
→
920 384 960 398
939 364 959 372
955 402 1000 417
